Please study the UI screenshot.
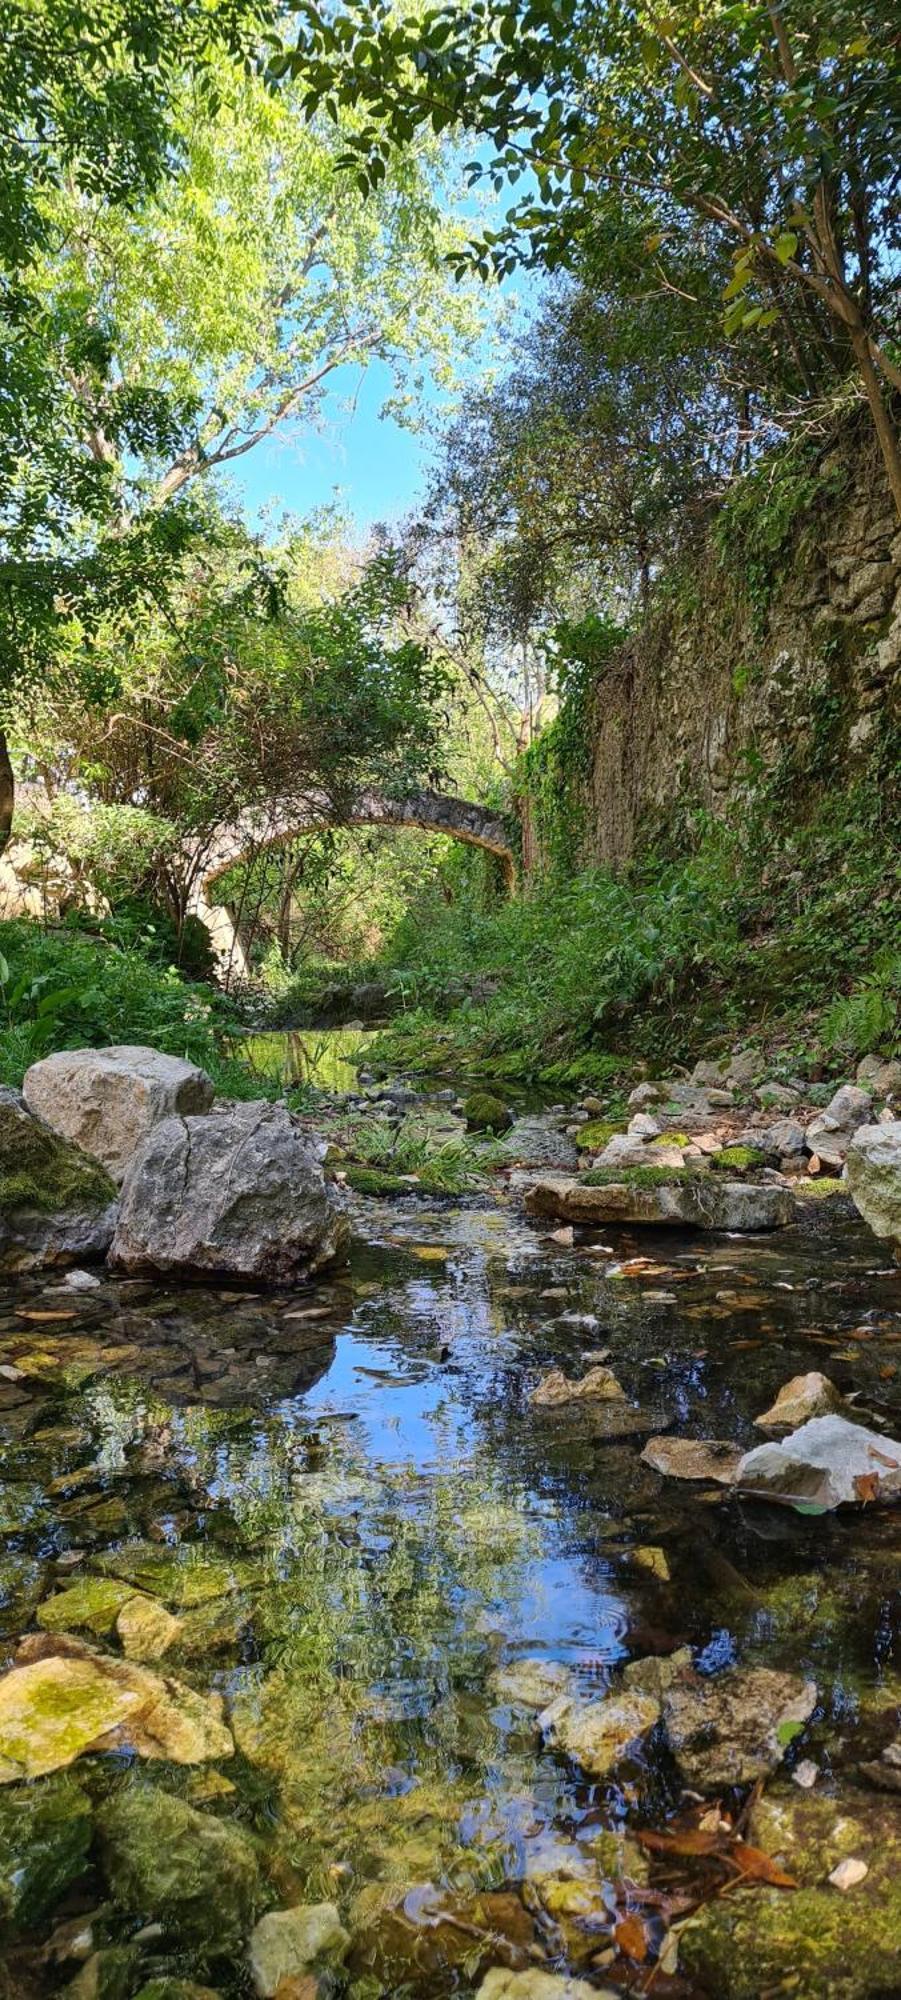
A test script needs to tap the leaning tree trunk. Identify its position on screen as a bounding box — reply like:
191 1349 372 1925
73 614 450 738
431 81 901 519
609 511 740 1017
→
0 731 13 857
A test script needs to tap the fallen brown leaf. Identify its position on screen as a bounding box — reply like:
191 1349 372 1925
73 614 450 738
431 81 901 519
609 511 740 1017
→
613 1911 648 1963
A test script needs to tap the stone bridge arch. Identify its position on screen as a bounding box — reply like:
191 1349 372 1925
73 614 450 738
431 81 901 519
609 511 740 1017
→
189 787 518 979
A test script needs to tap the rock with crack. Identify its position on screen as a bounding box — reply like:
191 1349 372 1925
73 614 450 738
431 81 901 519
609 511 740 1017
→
23 1045 215 1184
110 1099 348 1283
754 1372 845 1431
735 1414 901 1510
845 1119 901 1257
540 1687 661 1779
641 1436 743 1484
529 1364 625 1408
662 1665 817 1789
0 1633 233 1779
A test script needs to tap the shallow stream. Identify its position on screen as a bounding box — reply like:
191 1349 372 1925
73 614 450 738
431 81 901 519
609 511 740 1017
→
1 1117 899 1995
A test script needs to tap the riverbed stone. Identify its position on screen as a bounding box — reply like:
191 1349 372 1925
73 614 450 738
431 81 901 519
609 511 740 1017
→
845 1119 901 1255
524 1176 794 1232
0 1771 93 1928
754 1372 845 1431
116 1594 182 1661
110 1100 348 1284
0 1095 117 1273
23 1046 215 1185
529 1365 625 1408
735 1414 901 1510
248 1903 349 1996
37 1576 138 1638
856 1055 901 1098
0 1634 233 1775
540 1688 660 1778
678 1788 901 1999
501 1119 579 1171
489 1659 575 1708
477 1970 609 1999
661 1665 817 1789
640 1436 744 1483
804 1084 873 1169
100 1785 258 1946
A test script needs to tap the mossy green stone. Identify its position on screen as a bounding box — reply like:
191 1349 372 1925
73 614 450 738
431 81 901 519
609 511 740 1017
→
93 1543 256 1609
0 1101 115 1216
574 1119 621 1151
462 1092 511 1134
582 1164 702 1189
0 1772 92 1930
711 1144 767 1171
37 1576 138 1637
99 1785 259 1947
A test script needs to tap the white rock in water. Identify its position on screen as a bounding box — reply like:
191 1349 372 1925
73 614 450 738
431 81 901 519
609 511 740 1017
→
845 1119 901 1256
248 1902 349 1996
735 1414 901 1511
829 1857 869 1892
478 1972 610 2000
23 1045 215 1184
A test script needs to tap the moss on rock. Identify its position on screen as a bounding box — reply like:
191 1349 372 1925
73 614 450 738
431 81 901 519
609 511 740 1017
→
711 1144 769 1172
0 1099 115 1216
99 1784 259 1948
463 1091 512 1133
574 1119 622 1152
0 1771 92 1931
582 1164 702 1189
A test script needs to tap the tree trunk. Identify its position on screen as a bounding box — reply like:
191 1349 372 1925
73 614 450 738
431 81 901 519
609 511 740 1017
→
849 329 901 524
0 732 14 857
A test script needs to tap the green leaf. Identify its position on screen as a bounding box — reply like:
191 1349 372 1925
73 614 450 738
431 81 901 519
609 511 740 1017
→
773 231 798 265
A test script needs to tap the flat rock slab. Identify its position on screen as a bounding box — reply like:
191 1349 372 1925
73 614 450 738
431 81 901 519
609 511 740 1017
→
24 1045 214 1184
525 1177 795 1232
736 1414 901 1510
641 1436 744 1483
110 1099 348 1284
0 1633 233 1778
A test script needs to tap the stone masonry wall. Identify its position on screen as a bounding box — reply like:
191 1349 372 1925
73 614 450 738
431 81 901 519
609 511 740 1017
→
581 420 901 868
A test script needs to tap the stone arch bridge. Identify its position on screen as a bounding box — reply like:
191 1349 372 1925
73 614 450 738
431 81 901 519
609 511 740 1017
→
188 787 518 979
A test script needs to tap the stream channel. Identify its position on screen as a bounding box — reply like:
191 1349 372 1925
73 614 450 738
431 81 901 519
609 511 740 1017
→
1 1041 899 1998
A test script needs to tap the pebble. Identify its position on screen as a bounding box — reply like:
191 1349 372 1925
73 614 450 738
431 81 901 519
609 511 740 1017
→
792 1758 819 1789
829 1857 869 1892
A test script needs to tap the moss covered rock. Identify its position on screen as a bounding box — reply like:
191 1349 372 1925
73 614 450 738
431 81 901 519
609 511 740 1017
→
99 1785 258 1947
0 1771 92 1930
0 1096 117 1272
710 1143 770 1172
463 1091 512 1134
573 1119 622 1152
678 1788 901 1998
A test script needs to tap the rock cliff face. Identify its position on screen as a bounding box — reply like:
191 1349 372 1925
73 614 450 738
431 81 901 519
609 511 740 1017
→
572 424 900 867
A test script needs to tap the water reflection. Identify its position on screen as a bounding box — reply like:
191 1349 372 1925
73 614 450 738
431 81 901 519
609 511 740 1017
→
242 1025 377 1091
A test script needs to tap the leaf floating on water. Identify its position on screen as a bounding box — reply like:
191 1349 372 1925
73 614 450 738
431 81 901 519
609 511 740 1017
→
639 1827 796 1888
613 1910 648 1962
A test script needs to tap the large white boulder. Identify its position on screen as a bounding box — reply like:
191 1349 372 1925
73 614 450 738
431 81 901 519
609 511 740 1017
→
845 1119 901 1256
110 1099 348 1284
804 1083 872 1169
23 1045 215 1184
735 1414 901 1510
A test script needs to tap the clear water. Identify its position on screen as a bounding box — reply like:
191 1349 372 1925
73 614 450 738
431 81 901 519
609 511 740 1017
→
1 1174 899 1994
242 1025 378 1093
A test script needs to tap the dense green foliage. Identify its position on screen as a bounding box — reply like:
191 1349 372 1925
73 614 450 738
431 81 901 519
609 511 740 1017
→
0 919 258 1095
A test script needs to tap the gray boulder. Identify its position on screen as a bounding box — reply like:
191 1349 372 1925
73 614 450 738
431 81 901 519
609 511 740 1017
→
0 1094 117 1273
856 1054 901 1099
24 1045 215 1183
845 1119 901 1256
805 1083 873 1169
735 1414 901 1510
110 1100 348 1284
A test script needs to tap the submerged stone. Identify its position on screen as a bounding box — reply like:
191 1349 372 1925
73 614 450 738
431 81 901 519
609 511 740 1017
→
489 1659 575 1708
0 1635 233 1777
477 1972 610 2000
541 1688 660 1778
93 1541 256 1608
0 1771 92 1929
37 1576 138 1638
735 1414 901 1510
529 1365 625 1408
248 1902 349 1996
100 1785 258 1946
116 1595 181 1660
662 1665 817 1789
678 1788 901 1999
